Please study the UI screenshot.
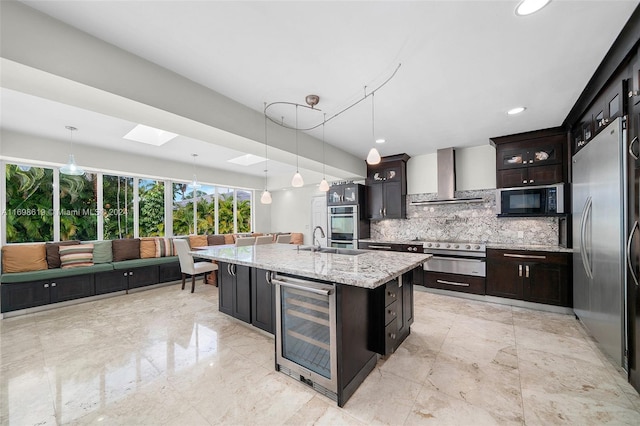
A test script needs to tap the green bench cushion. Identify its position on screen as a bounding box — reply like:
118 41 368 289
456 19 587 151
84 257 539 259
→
111 256 178 269
0 263 114 283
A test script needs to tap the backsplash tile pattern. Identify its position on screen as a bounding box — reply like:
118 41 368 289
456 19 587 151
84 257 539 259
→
370 189 560 245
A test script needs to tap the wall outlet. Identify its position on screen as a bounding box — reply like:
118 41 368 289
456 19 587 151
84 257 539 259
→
517 231 524 239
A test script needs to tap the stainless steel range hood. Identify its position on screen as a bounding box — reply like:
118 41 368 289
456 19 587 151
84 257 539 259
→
410 148 484 205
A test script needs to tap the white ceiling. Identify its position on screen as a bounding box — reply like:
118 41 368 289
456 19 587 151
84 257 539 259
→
2 0 639 186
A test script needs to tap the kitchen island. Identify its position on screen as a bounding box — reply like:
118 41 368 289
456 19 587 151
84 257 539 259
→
192 243 430 406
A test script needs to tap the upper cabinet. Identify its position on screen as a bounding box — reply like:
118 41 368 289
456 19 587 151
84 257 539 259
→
490 128 568 189
366 154 409 220
327 183 364 206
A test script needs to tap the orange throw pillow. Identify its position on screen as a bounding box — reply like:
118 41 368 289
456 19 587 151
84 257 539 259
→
2 244 48 273
140 237 157 258
189 235 208 248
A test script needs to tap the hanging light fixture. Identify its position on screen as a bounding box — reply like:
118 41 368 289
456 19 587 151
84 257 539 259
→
60 126 85 175
366 92 382 165
191 153 201 189
291 105 304 187
260 103 272 204
319 113 330 192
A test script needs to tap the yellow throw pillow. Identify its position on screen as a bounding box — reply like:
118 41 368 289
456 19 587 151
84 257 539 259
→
189 235 208 248
2 244 48 273
223 234 235 244
140 237 157 258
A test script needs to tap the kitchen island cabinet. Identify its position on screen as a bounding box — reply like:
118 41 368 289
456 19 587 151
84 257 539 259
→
218 261 251 323
192 243 429 406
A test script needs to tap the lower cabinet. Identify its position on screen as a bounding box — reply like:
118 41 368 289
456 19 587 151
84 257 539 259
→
159 262 182 283
369 272 413 356
125 266 160 290
486 249 572 307
218 262 251 323
1 274 95 313
95 270 127 295
251 268 275 334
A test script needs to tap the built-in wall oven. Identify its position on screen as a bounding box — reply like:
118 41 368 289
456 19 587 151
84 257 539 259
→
328 205 359 249
272 273 338 401
422 241 487 295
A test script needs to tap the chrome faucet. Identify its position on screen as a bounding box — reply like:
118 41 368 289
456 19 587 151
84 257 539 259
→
313 226 326 251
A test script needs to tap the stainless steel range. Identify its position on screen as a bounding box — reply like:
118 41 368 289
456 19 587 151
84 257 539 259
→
422 241 487 294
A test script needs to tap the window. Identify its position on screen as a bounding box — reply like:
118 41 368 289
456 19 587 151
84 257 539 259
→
172 182 193 235
103 175 134 239
139 179 165 237
4 164 54 243
196 184 216 235
59 172 98 241
236 189 252 233
217 187 234 234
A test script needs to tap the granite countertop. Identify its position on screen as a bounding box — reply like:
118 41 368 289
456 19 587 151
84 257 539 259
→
358 238 426 245
191 244 431 289
486 243 573 253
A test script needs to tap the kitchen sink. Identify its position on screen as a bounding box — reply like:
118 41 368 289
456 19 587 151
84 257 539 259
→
297 247 366 256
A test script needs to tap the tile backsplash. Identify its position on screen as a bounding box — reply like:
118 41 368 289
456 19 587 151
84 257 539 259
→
370 189 562 245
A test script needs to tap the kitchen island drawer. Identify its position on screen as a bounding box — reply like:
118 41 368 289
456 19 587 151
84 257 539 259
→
384 319 399 355
384 279 399 306
424 271 486 295
385 300 398 325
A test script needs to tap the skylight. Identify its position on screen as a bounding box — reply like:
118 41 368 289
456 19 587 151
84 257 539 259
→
227 154 266 166
123 124 178 146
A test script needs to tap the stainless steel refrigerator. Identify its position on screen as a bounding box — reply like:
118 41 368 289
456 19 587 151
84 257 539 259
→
573 117 628 368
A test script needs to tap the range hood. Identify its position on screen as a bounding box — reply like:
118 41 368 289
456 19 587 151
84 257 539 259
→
410 148 484 205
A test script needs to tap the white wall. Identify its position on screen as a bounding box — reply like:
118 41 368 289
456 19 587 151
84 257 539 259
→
407 144 496 194
269 185 327 244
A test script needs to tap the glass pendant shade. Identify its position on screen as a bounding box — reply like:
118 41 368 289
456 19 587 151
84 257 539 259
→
291 172 304 187
191 174 201 189
60 154 85 175
366 147 382 165
319 178 330 192
260 189 272 204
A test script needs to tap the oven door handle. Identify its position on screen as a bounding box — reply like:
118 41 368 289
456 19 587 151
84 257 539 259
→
429 256 485 263
271 276 334 296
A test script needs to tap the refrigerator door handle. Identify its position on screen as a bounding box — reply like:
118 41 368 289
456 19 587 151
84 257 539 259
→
580 196 594 279
627 220 639 287
629 136 639 161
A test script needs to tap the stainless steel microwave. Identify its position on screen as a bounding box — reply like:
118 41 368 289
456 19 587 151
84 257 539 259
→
496 183 564 216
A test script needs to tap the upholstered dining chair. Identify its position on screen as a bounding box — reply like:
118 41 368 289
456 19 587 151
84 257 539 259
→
276 234 291 244
174 239 218 293
254 235 274 245
235 236 256 246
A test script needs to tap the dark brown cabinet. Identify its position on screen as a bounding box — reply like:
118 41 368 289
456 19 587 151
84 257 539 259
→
369 272 413 356
251 268 275 334
95 270 127 295
124 265 159 290
366 154 409 220
218 262 251 323
423 271 486 295
491 130 566 188
327 183 363 206
486 249 572 307
1 275 95 312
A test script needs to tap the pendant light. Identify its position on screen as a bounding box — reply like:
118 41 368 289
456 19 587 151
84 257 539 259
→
260 103 272 204
291 105 304 187
366 92 382 165
60 126 85 175
319 113 330 192
191 153 201 189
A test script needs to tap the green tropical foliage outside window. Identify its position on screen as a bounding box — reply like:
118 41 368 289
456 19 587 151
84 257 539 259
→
59 172 98 241
236 189 252 233
4 165 54 243
103 175 134 239
196 184 216 234
172 182 193 235
139 179 165 237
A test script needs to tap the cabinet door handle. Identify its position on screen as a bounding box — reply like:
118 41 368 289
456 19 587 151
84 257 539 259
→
529 179 534 183
379 208 383 216
504 253 546 260
529 159 534 164
265 271 272 284
369 245 392 250
387 291 396 298
522 180 527 184
518 264 522 277
388 309 396 316
44 283 49 288
123 272 128 277
51 282 56 287
629 136 639 161
436 279 470 287
525 265 530 278
227 264 231 275
383 208 387 216
389 333 396 339
231 264 236 276
129 271 134 276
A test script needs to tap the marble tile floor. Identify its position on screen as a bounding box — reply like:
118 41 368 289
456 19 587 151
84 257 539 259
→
2 283 640 426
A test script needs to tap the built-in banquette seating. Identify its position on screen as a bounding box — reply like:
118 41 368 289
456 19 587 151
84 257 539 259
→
0 232 304 315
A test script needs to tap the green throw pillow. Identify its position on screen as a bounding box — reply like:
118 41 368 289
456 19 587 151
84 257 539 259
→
83 240 113 263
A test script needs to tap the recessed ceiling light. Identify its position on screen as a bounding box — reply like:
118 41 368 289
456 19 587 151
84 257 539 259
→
515 0 551 16
376 138 386 144
227 154 266 166
507 107 526 115
123 124 178 146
